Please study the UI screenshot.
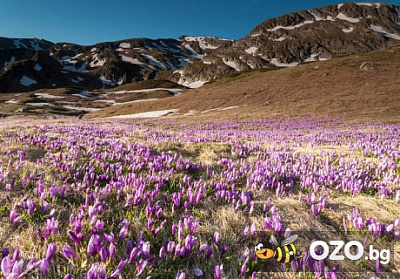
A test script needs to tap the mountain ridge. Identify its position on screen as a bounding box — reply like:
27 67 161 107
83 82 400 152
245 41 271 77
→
1 2 400 93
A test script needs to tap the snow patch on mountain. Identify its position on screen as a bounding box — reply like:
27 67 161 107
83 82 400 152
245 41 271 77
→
157 41 178 52
185 80 207 88
308 11 335 22
245 47 258 55
183 37 221 50
201 106 239 114
26 102 53 107
13 39 28 49
120 55 143 65
166 61 177 71
141 54 167 70
4 56 15 70
30 40 43 50
34 93 65 99
90 53 106 67
119 42 131 49
71 77 84 83
342 27 354 33
99 76 115 88
183 44 204 59
223 59 241 71
109 109 178 118
5 99 19 104
71 91 93 99
268 58 299 67
337 13 360 23
59 54 87 71
63 105 101 112
356 2 381 7
273 36 286 42
34 64 42 71
267 20 314 32
20 76 37 86
370 25 400 40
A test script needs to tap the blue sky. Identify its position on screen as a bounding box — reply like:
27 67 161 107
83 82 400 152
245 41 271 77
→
1 0 400 45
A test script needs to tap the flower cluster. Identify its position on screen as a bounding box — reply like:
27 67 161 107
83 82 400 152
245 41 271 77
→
0 117 398 278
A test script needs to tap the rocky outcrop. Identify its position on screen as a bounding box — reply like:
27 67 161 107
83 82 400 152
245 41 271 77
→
176 3 400 83
0 36 231 92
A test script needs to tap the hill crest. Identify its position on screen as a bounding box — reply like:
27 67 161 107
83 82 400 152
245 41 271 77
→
0 2 399 93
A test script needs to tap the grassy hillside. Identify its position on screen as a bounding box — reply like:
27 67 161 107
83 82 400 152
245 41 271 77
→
85 45 400 123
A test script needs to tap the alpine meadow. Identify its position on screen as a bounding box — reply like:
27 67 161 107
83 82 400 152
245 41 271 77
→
1 2 400 279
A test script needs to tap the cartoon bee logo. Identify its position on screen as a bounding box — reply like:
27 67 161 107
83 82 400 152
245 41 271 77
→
255 234 306 263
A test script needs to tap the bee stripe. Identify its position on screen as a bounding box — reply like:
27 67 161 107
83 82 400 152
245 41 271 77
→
290 243 296 255
283 245 290 263
275 247 283 262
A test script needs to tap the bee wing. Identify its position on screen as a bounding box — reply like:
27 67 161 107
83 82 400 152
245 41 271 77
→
282 234 298 246
269 235 279 246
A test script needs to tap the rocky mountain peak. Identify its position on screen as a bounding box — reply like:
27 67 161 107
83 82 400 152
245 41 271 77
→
1 2 400 93
174 2 400 86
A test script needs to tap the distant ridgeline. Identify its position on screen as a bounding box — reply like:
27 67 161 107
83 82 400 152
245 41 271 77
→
1 2 400 93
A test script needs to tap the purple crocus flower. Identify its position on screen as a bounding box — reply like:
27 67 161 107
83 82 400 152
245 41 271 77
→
376 259 381 275
197 244 207 257
9 209 22 225
171 224 177 236
2 247 9 258
99 267 107 279
18 259 42 278
118 225 129 241
11 259 24 276
194 267 203 277
62 246 79 259
87 234 103 256
109 242 116 260
220 245 228 255
103 232 115 243
12 249 19 262
206 246 213 260
109 259 127 278
99 247 108 263
136 259 148 277
43 217 59 238
39 258 50 278
241 263 247 276
176 271 186 279
45 243 57 261
1 257 12 277
215 264 223 279
174 243 182 258
214 232 221 245
167 241 175 256
87 263 99 279
141 241 151 259
128 247 140 264
126 240 133 254
250 222 257 239
67 230 81 249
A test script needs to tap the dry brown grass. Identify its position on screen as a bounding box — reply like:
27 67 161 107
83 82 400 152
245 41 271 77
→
84 45 400 123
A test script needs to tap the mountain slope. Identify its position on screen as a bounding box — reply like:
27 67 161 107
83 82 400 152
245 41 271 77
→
84 44 400 122
0 37 231 92
0 2 400 93
174 2 400 85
